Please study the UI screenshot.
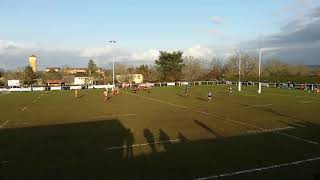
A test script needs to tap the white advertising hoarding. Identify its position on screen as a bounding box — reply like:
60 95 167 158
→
74 77 93 85
51 87 62 91
33 87 45 91
9 88 21 92
70 86 82 90
8 80 20 87
20 87 32 92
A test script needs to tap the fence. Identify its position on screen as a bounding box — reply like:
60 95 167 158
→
0 81 319 92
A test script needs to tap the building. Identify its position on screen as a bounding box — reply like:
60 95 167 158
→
116 74 143 84
63 67 104 76
29 54 37 72
64 67 87 75
45 67 61 73
46 80 64 86
74 77 94 85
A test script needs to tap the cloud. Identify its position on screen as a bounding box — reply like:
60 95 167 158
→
0 40 237 70
242 4 320 64
209 16 225 25
184 45 234 61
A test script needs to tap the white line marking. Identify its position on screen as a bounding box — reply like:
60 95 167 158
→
21 107 28 111
301 101 320 104
124 91 209 115
125 92 319 145
274 131 319 145
0 120 9 129
251 104 273 107
89 114 137 119
105 139 181 150
247 126 294 134
195 156 320 180
10 122 30 125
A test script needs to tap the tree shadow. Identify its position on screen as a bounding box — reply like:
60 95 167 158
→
178 132 189 142
143 129 157 153
176 93 186 98
250 106 304 122
195 97 208 102
194 120 223 138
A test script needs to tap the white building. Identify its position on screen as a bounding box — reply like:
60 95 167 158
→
74 77 94 85
8 80 21 87
116 74 143 84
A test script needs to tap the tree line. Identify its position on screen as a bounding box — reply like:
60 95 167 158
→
0 51 319 86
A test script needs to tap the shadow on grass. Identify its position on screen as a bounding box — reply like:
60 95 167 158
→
194 120 223 138
143 128 157 153
195 97 208 102
1 120 320 180
177 93 186 98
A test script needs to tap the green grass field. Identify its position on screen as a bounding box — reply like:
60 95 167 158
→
1 85 320 180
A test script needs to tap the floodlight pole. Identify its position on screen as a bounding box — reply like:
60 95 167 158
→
108 40 116 87
258 48 262 94
238 49 242 92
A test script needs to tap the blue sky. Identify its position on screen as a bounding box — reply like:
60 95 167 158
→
0 0 287 49
1 0 320 69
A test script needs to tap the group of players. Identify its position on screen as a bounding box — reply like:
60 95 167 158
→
103 86 120 102
74 83 152 103
74 86 120 102
75 83 234 103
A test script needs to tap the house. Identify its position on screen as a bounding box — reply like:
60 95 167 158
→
63 67 105 76
116 74 143 84
74 77 94 85
63 68 88 75
45 67 61 73
47 80 64 86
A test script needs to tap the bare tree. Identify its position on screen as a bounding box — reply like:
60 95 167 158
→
207 57 225 80
225 54 258 79
182 56 205 81
264 59 290 77
115 63 134 83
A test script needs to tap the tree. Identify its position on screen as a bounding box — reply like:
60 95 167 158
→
155 51 184 81
206 57 225 80
182 56 205 81
135 65 161 82
87 58 97 75
23 66 37 86
288 64 310 76
115 63 134 83
241 54 258 77
47 69 62 79
264 59 290 77
224 54 258 79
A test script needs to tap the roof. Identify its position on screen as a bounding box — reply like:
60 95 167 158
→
47 80 63 84
30 54 37 57
46 67 60 69
64 67 87 70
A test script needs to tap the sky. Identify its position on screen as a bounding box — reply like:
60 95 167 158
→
1 0 320 70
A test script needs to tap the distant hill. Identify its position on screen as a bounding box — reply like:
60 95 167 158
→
307 65 320 69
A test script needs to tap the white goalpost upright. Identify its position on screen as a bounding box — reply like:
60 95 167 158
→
108 40 117 88
238 49 242 92
258 48 262 94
